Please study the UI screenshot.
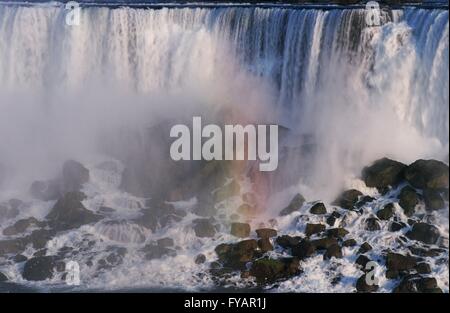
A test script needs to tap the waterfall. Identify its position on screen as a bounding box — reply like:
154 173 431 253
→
0 3 448 198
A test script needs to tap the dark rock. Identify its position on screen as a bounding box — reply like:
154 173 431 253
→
358 242 373 254
309 202 327 215
326 227 349 238
157 237 174 248
415 262 432 274
62 160 90 192
279 194 305 216
333 189 363 210
376 203 395 220
389 221 406 232
0 238 26 256
386 252 417 272
305 223 326 236
22 256 57 281
255 228 277 239
311 237 338 250
326 215 337 226
393 275 441 293
407 218 417 226
141 243 175 260
27 229 55 250
230 222 250 238
406 223 440 245
215 240 258 270
193 219 216 238
98 206 115 213
355 255 371 268
342 239 357 247
275 235 301 249
13 254 28 263
2 217 42 236
0 271 8 282
323 244 342 260
408 246 444 257
292 240 316 259
194 254 206 264
356 274 379 292
398 186 420 216
423 189 445 211
249 257 301 284
258 238 273 252
362 158 406 189
365 217 381 231
404 159 449 190
46 192 102 230
356 196 376 208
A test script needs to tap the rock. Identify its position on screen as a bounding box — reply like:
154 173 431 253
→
311 237 338 250
342 239 357 247
230 222 250 238
194 254 206 264
365 217 381 231
386 252 417 272
356 274 379 292
249 257 300 284
258 238 273 252
333 189 363 210
291 240 316 259
2 217 42 236
415 262 432 274
46 192 102 230
305 223 326 236
275 235 301 249
376 203 395 220
393 275 441 293
0 271 8 282
406 222 440 245
22 256 57 281
309 202 327 215
358 242 372 254
355 255 371 268
423 189 445 211
389 221 406 232
398 186 420 216
157 237 174 248
279 193 305 216
326 228 349 238
13 254 28 263
408 246 444 257
98 206 115 213
362 158 406 189
255 228 277 239
0 238 26 256
62 160 90 192
326 215 337 226
141 243 175 260
215 240 258 270
323 244 342 260
193 219 216 238
404 159 449 190
356 196 375 208
30 180 61 201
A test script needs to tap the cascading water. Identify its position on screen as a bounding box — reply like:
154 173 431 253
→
0 2 448 292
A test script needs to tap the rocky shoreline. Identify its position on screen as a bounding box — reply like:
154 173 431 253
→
0 156 448 292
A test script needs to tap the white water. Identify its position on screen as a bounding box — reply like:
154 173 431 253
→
0 3 448 291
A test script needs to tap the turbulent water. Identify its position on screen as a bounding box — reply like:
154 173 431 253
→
0 2 448 292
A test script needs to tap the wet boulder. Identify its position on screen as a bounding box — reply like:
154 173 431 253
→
362 158 406 189
2 217 43 236
305 223 326 236
62 160 90 192
141 242 175 260
0 238 26 256
323 244 343 260
291 239 316 259
423 189 445 211
255 228 277 239
386 252 417 273
358 242 373 254
279 194 305 216
389 221 406 232
22 256 57 281
406 222 440 245
46 192 102 231
215 239 258 270
195 254 206 264
356 274 379 293
275 235 301 249
393 275 441 293
193 218 216 238
311 237 338 250
249 257 301 284
404 159 449 190
398 186 420 217
326 227 349 239
355 255 371 268
258 238 273 252
376 203 395 220
332 189 363 210
415 262 432 274
342 239 357 247
309 202 327 215
365 217 381 231
230 222 250 238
